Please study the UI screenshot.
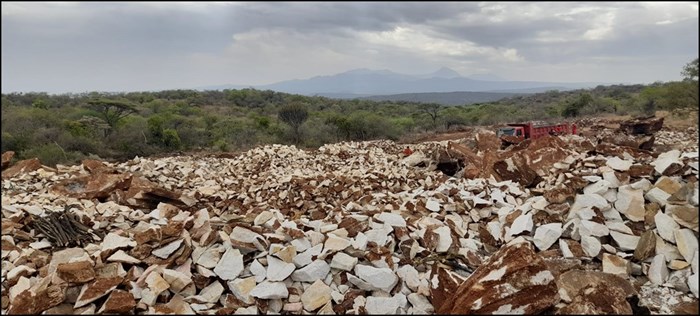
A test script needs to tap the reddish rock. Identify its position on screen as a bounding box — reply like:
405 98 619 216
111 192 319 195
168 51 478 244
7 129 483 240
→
81 159 114 174
74 277 123 308
100 289 135 314
8 284 66 314
436 242 558 314
50 172 131 200
628 164 654 178
556 270 636 303
493 156 542 188
556 284 632 314
475 132 500 153
1 158 42 179
338 217 367 238
544 186 576 204
1 151 14 170
57 261 96 284
121 176 185 210
674 301 699 315
633 231 657 261
429 263 467 313
602 134 655 150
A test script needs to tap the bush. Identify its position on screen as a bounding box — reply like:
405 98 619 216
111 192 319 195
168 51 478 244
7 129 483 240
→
21 143 84 167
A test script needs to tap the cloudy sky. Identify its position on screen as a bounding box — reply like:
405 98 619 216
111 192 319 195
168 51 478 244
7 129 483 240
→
2 2 698 93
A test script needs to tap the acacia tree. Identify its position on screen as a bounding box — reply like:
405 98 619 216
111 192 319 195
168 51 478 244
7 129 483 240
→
278 102 309 143
682 58 698 81
86 98 138 130
421 103 442 129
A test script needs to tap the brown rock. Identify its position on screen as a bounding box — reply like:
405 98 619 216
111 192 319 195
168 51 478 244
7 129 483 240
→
543 257 583 280
628 164 654 178
556 284 632 314
57 261 96 284
562 239 586 257
644 203 660 227
475 132 500 153
338 217 367 238
429 263 467 313
556 270 636 303
2 158 42 179
674 301 699 315
100 289 135 314
74 277 123 308
618 116 663 135
602 134 655 150
81 159 114 174
8 284 66 314
50 172 132 200
668 204 698 231
134 226 162 245
1 151 14 170
633 231 657 261
493 156 543 188
437 242 558 314
121 176 186 210
654 177 682 195
544 186 576 204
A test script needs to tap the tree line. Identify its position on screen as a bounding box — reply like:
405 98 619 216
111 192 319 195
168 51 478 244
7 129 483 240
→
2 59 697 167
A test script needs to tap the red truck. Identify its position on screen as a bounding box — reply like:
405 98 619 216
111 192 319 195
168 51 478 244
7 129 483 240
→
497 121 576 144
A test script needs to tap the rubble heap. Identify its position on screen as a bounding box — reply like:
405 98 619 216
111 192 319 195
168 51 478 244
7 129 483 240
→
1 116 698 315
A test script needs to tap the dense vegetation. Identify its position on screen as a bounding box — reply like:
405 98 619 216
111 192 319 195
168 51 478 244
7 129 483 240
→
2 59 697 167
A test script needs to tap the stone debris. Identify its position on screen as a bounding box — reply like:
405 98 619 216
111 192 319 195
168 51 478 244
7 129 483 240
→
1 116 698 315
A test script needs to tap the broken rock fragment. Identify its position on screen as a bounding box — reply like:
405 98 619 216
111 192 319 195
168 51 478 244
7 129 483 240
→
436 241 558 314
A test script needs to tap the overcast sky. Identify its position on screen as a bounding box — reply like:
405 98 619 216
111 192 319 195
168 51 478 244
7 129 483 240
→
2 2 698 93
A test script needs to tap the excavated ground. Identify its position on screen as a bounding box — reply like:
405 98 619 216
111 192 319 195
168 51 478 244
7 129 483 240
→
1 114 698 314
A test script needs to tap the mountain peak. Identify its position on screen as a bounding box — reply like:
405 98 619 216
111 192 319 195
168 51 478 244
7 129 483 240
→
428 67 461 78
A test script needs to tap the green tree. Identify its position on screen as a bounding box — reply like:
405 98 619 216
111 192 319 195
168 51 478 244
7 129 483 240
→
682 58 698 81
278 102 309 143
86 98 138 129
420 103 442 129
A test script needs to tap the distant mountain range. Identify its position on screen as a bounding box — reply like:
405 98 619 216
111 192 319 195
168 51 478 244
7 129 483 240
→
199 67 602 103
359 91 524 106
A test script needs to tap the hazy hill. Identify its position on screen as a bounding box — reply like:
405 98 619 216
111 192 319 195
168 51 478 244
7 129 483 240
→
200 67 601 96
360 91 524 105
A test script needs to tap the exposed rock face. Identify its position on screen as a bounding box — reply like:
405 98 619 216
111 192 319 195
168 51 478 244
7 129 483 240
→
436 241 558 314
618 116 664 135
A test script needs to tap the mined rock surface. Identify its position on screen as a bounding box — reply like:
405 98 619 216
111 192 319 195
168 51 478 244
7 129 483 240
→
1 116 698 315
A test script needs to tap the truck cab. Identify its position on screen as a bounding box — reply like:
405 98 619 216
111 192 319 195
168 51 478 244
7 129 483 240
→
497 126 525 139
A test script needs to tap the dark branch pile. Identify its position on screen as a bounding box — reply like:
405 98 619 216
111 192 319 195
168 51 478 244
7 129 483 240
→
30 209 98 248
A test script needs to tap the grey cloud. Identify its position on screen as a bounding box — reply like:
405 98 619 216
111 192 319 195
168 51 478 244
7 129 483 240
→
1 2 698 93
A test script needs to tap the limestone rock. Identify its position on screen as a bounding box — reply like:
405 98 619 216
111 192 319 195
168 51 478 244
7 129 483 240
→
648 254 669 285
602 253 629 277
354 264 398 292
615 186 645 222
300 279 332 311
674 229 699 263
534 223 562 251
330 252 358 271
609 231 641 251
213 247 244 280
291 260 330 282
267 255 296 281
655 212 680 243
250 281 288 300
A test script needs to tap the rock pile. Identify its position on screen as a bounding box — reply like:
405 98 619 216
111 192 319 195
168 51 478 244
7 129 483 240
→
1 116 698 314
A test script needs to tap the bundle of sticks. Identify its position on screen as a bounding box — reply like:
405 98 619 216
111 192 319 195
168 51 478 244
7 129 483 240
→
30 208 100 248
